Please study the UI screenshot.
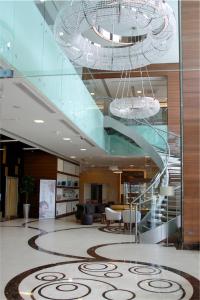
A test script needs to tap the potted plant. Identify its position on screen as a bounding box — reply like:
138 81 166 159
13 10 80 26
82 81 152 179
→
20 175 35 219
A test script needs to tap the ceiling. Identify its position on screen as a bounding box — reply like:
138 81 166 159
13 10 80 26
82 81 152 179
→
0 75 105 160
0 0 179 171
0 72 158 170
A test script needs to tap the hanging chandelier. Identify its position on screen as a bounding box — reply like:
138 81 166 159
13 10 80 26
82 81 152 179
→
54 0 176 71
109 96 160 119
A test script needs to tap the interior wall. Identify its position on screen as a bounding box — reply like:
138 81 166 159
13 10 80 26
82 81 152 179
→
23 151 57 218
182 1 200 247
80 168 121 203
0 142 23 218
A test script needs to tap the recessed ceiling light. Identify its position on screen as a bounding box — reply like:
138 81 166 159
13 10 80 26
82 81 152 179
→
34 119 44 124
90 92 95 96
80 148 87 151
63 137 71 141
59 31 64 37
70 156 76 159
137 90 142 94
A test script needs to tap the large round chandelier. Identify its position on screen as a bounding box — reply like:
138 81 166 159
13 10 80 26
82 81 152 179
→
54 0 176 71
109 97 160 119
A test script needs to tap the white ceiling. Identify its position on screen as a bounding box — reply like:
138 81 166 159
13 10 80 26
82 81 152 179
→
0 73 151 169
0 76 106 160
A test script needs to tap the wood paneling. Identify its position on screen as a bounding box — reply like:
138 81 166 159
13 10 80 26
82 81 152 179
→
182 1 200 246
24 151 57 218
80 168 121 203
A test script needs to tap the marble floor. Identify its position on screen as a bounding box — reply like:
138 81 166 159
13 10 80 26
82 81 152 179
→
0 216 199 300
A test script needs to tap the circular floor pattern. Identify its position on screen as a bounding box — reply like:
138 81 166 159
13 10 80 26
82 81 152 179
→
99 225 132 235
5 259 199 300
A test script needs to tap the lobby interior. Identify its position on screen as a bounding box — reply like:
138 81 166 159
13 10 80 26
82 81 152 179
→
0 0 199 299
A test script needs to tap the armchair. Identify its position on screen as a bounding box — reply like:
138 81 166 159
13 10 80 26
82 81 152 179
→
105 207 122 227
122 210 141 230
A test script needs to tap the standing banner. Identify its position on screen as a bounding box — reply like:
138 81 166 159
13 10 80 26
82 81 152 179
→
39 180 56 219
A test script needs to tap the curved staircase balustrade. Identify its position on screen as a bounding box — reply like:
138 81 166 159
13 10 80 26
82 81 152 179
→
104 115 181 244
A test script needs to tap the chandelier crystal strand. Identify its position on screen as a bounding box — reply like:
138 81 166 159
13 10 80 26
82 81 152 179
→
54 0 176 71
109 96 160 119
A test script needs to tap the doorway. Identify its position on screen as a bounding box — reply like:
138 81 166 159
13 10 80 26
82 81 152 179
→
91 184 102 203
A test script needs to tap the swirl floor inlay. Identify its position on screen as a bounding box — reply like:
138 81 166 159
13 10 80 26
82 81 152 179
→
1 217 200 300
5 260 198 299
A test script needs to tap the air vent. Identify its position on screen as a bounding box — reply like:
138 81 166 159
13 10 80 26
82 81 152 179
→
15 82 56 114
59 119 80 135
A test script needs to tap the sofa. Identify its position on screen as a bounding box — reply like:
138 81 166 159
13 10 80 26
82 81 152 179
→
75 203 106 223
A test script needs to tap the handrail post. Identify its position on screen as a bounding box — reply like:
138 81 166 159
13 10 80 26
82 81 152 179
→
129 202 132 235
135 204 138 243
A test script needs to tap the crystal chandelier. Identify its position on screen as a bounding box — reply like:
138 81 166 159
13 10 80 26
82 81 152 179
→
109 96 160 119
54 0 176 71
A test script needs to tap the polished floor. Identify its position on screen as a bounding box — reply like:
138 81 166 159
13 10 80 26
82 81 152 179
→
0 216 199 299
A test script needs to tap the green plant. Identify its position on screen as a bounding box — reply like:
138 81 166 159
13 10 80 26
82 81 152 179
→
20 176 35 204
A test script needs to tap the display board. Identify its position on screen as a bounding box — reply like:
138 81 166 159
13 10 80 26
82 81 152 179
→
39 180 56 219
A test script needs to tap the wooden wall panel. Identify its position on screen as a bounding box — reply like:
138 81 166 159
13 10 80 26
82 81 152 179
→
182 1 200 246
80 168 121 203
23 151 57 218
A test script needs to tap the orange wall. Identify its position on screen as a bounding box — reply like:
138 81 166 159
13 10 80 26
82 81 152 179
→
80 168 121 203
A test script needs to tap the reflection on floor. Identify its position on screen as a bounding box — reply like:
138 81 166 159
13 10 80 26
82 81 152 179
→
0 216 199 300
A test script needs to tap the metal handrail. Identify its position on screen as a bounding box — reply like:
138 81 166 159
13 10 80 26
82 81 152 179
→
130 125 171 206
128 118 173 237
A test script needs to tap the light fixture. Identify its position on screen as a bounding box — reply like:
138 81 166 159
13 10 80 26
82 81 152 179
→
63 137 71 141
54 0 176 71
109 165 119 171
113 170 122 174
80 148 87 151
70 156 76 159
109 97 160 119
34 119 44 124
130 164 135 167
90 92 95 96
59 31 64 37
0 149 5 151
137 90 142 94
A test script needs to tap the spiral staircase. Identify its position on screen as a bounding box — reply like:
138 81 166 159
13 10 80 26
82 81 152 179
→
104 115 181 244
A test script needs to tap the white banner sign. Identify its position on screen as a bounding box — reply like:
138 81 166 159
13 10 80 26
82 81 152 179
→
39 180 56 219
